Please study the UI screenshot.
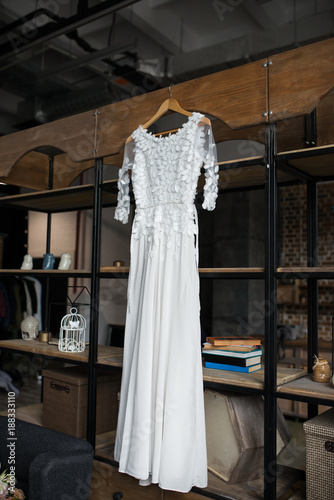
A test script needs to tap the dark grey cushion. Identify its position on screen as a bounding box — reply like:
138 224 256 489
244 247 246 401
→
0 417 94 500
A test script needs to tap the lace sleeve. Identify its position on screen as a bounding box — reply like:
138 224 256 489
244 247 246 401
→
195 122 218 211
114 141 135 224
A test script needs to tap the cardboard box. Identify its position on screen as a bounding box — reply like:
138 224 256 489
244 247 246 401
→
304 407 334 500
42 366 121 438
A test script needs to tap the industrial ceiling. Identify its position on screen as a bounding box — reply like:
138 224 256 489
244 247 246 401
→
0 0 333 136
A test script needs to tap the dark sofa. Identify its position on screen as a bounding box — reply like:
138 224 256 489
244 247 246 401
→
0 416 94 500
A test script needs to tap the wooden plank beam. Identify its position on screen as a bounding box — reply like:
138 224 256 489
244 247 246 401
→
96 61 268 158
269 38 334 122
0 40 333 190
0 109 97 179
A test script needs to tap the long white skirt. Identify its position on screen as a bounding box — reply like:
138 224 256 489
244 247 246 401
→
114 228 207 493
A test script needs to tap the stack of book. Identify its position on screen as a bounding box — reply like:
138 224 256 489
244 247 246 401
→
202 337 262 373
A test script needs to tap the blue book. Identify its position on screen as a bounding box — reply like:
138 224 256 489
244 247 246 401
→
205 361 262 373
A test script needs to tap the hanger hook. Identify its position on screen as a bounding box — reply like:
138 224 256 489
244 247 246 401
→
168 83 174 98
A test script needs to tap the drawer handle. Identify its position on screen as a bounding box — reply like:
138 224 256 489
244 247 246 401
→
50 381 71 393
325 441 334 452
113 493 123 500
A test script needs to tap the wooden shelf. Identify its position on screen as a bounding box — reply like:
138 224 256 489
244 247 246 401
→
203 365 305 391
276 144 334 185
2 144 332 216
281 338 332 350
97 347 123 368
0 339 89 363
207 160 297 191
213 144 334 191
0 346 331 405
0 180 118 212
277 143 334 159
95 438 304 500
199 267 264 278
0 339 123 366
0 266 277 280
203 467 304 500
99 267 265 279
277 374 334 403
277 266 334 278
95 444 304 500
0 269 91 277
0 340 307 396
100 266 130 277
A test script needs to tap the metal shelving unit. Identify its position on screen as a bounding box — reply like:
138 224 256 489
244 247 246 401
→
0 133 334 500
0 39 333 499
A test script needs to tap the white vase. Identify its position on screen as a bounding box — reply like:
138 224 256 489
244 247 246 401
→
20 254 33 270
58 253 72 270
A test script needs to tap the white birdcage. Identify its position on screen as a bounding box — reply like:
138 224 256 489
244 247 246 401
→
58 307 86 352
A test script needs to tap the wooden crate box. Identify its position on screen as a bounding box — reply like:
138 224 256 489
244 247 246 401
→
42 366 121 438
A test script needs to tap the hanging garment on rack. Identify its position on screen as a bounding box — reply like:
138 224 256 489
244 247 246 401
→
114 112 218 492
22 279 33 317
0 277 43 337
0 281 10 328
24 277 43 329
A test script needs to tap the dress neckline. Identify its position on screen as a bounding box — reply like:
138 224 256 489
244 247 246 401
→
136 112 203 142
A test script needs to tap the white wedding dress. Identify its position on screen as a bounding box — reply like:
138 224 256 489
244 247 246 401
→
114 112 218 493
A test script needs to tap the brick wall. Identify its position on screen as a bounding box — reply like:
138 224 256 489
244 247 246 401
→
279 181 334 339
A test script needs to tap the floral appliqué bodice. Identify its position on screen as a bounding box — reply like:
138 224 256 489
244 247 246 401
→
115 112 218 244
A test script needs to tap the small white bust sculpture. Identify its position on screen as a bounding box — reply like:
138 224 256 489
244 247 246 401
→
58 253 72 270
21 315 39 340
20 254 33 270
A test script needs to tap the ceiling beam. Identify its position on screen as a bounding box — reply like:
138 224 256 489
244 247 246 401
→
0 0 141 64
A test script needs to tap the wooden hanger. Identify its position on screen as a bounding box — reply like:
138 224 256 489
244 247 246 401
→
126 85 210 144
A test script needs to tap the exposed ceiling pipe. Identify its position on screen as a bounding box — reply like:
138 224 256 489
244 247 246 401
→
0 0 142 64
0 7 99 57
0 8 59 37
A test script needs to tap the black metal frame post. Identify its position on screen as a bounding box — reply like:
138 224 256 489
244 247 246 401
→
307 180 319 419
305 109 317 148
44 155 54 331
46 155 54 252
264 123 277 500
87 157 103 446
